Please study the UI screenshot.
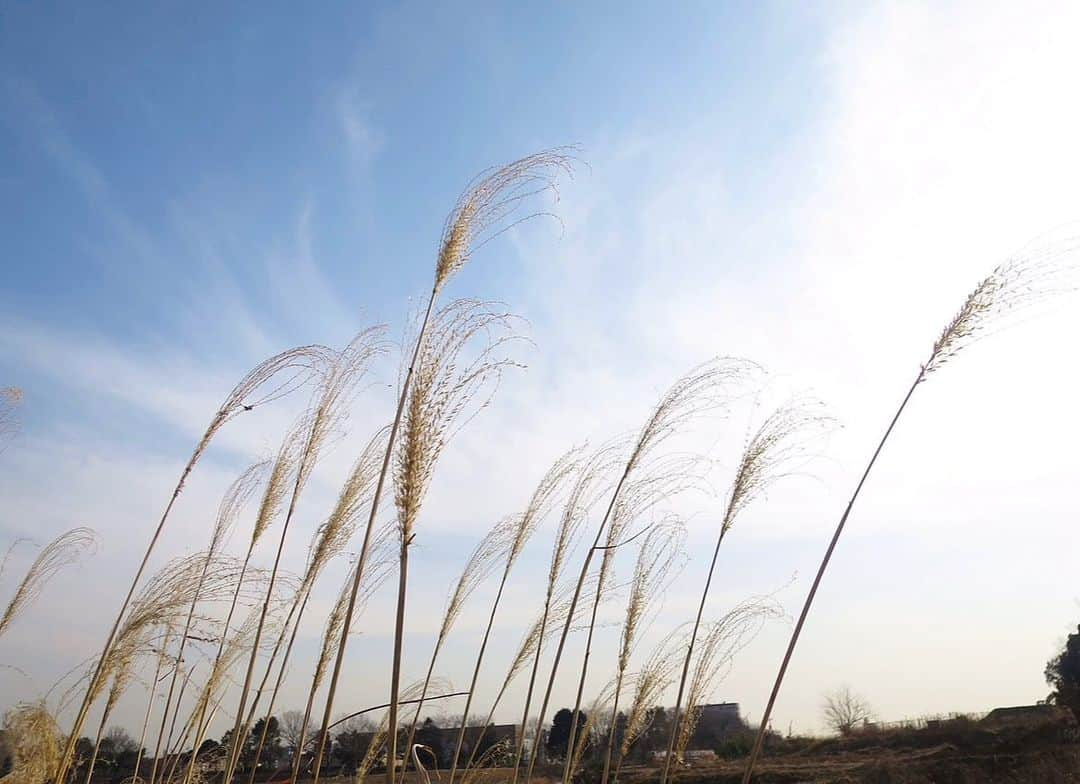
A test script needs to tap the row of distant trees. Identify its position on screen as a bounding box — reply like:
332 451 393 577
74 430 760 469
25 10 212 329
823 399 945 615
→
61 704 710 782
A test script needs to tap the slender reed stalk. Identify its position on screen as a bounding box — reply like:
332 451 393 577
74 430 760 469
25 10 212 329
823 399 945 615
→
740 237 1080 783
507 453 611 782
308 149 574 784
568 680 616 779
55 345 328 784
148 463 265 784
130 625 175 784
0 528 98 638
526 358 752 784
664 601 779 776
445 449 580 784
599 523 685 784
290 532 395 783
354 680 450 784
222 331 383 784
613 634 683 779
463 580 600 773
404 516 515 777
386 300 524 784
181 608 266 784
243 428 390 779
658 399 830 784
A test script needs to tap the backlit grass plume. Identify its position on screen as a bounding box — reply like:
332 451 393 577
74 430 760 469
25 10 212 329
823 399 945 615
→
243 428 392 780
465 578 604 772
1 701 62 784
0 527 98 639
386 299 524 783
310 150 575 784
223 329 385 784
180 606 269 784
569 679 616 779
659 397 831 784
289 528 396 783
55 344 330 784
434 149 576 292
508 450 612 780
405 514 514 771
614 634 684 779
445 448 581 784
525 357 754 784
149 460 267 783
600 522 686 784
674 599 781 773
129 623 175 784
741 233 1080 783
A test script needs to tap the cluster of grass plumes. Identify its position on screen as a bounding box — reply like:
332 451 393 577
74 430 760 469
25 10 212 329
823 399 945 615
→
6 150 1077 784
1 701 63 784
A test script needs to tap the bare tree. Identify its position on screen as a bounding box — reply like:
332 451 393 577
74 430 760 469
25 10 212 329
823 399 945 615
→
822 687 873 736
280 710 312 755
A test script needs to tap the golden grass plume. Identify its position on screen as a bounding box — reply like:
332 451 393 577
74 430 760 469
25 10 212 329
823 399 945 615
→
0 701 62 784
0 527 98 638
434 149 577 291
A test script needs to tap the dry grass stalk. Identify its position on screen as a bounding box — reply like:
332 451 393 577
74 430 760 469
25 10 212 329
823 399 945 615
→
508 451 612 780
672 599 780 773
404 515 514 772
149 460 266 784
83 663 140 784
176 438 299 784
386 299 524 784
56 344 330 784
525 358 753 784
1 701 62 784
130 624 176 784
354 679 449 784
310 149 575 784
0 527 98 638
599 523 685 784
741 236 1080 783
181 607 267 784
555 360 753 784
108 553 252 784
569 680 616 779
615 634 684 778
445 449 581 784
243 428 391 780
463 578 604 773
289 529 396 783
223 330 385 784
658 398 831 784
459 739 513 784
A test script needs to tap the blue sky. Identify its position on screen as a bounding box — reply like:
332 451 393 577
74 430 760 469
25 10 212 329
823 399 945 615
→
3 1 1080 739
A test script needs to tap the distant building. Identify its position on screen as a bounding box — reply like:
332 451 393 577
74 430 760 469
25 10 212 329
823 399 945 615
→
687 702 746 750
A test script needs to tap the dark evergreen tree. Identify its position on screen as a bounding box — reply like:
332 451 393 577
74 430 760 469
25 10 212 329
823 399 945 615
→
547 708 586 761
1046 624 1080 719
